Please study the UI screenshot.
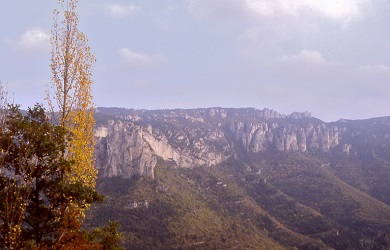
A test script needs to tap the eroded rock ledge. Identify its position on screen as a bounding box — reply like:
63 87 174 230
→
94 107 390 178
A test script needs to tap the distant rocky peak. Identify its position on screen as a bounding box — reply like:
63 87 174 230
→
289 111 312 119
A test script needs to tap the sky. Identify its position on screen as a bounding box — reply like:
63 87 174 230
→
1 0 390 122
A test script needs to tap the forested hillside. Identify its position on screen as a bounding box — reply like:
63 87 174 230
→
86 107 390 249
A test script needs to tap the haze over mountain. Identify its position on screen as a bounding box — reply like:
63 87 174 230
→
3 1 390 121
2 0 390 248
85 107 390 249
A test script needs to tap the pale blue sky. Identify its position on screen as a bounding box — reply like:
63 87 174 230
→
1 0 390 121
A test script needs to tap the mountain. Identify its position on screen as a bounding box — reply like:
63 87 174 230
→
86 107 390 249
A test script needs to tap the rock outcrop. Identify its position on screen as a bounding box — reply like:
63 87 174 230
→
95 109 234 178
94 107 390 178
229 121 342 153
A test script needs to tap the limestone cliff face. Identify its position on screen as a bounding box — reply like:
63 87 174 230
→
95 121 157 178
94 107 389 178
95 111 234 178
230 121 342 153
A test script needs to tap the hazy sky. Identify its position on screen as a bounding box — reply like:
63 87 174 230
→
1 0 390 122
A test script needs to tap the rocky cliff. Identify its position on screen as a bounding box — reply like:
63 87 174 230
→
94 107 390 178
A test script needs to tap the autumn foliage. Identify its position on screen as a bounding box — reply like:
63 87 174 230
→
0 0 122 248
47 0 97 188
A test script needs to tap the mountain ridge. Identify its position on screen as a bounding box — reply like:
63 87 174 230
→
94 106 390 179
87 107 390 249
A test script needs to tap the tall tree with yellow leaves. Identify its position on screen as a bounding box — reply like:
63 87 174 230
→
47 0 96 189
46 0 97 233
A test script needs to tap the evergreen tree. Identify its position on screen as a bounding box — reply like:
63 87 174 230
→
0 105 101 248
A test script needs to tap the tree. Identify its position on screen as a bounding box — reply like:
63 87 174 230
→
0 1 123 248
44 1 123 247
90 221 124 250
0 81 9 128
47 0 96 189
46 1 97 237
0 83 26 249
0 105 101 248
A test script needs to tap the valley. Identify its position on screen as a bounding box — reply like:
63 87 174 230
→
85 107 390 249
